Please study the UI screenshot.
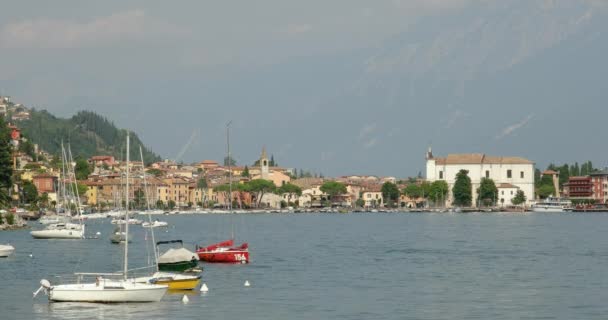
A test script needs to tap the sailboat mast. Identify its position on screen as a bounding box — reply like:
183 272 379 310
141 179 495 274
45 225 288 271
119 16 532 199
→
140 146 158 270
124 132 130 280
226 121 234 240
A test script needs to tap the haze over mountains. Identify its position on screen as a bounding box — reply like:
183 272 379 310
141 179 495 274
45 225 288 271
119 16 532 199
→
1 0 606 176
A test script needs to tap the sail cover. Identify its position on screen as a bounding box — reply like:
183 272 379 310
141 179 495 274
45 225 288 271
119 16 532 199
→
158 248 199 263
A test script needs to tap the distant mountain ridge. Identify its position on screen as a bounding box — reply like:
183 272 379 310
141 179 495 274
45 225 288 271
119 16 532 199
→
17 109 161 164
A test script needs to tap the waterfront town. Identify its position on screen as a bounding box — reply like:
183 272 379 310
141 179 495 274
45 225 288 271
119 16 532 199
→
2 95 608 221
1 95 607 219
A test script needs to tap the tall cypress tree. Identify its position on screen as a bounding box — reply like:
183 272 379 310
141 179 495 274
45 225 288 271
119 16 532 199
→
0 116 13 206
453 169 472 207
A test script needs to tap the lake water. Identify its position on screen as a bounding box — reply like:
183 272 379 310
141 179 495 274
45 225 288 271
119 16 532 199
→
1 212 608 320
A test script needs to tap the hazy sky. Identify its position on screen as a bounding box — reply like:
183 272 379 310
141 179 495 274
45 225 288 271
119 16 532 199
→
1 1 607 176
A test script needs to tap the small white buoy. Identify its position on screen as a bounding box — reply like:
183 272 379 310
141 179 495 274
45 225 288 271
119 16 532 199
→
182 294 189 304
29 254 33 258
200 283 209 292
244 280 250 287
96 231 101 235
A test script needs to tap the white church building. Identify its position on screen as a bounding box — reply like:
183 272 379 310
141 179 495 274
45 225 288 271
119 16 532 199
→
425 149 535 207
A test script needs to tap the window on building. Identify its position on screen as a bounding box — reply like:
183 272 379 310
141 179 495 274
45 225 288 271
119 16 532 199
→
520 171 524 179
485 170 490 178
507 170 512 178
510 191 514 195
501 191 504 195
439 171 443 179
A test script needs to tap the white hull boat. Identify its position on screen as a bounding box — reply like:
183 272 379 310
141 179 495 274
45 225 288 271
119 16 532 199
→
0 244 15 257
31 223 85 239
48 280 167 302
142 220 168 228
112 218 143 225
531 197 572 213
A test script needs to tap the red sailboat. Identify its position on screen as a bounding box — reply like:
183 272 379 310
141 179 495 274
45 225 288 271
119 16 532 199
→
196 239 249 263
196 122 250 264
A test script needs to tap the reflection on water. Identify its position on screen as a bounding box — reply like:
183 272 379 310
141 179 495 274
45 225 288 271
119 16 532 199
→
4 213 608 319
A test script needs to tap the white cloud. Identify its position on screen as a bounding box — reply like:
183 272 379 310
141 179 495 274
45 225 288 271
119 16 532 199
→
496 114 534 139
0 9 186 49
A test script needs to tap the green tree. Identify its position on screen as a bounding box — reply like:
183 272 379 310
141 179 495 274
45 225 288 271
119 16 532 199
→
167 200 176 210
278 183 302 196
147 168 164 177
0 116 12 207
355 198 365 208
428 180 449 206
197 178 208 189
156 199 164 209
320 181 347 204
39 192 49 208
402 184 422 199
134 189 146 208
452 170 472 207
477 178 498 207
511 190 527 206
76 183 88 198
381 182 400 207
5 212 15 225
241 166 250 177
22 180 38 204
245 179 277 207
223 156 237 166
537 184 556 199
74 156 92 180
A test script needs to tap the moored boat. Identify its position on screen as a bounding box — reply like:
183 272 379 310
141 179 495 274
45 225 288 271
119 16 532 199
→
0 244 15 257
31 223 85 239
531 197 572 212
157 240 200 272
196 239 250 263
134 272 201 290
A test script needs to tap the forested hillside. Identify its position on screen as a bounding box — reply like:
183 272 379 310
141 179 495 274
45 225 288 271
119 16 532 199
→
18 109 161 164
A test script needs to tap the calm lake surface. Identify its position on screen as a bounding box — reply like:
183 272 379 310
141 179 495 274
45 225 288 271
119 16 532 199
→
2 212 608 320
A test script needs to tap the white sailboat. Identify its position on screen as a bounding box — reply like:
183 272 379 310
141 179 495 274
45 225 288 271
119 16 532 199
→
31 144 85 239
35 133 168 302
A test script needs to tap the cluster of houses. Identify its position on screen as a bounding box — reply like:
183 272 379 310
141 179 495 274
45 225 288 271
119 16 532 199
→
0 96 32 121
23 146 544 210
78 148 405 210
562 169 608 204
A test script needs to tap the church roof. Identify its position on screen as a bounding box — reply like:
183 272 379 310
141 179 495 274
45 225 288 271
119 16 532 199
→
434 154 533 165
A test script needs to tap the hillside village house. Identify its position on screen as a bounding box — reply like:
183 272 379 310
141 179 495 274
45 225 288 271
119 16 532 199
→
426 149 535 207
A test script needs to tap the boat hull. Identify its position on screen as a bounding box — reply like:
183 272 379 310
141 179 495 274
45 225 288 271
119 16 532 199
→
158 260 199 272
531 207 567 213
0 245 15 258
135 272 201 290
49 282 168 303
197 250 249 263
31 229 83 239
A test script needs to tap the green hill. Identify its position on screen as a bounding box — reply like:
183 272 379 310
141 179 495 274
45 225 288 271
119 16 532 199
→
17 109 161 164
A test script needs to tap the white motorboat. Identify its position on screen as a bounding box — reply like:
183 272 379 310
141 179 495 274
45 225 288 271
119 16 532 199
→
111 218 143 225
531 197 572 212
142 220 168 228
30 223 85 239
35 133 168 303
0 244 15 257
